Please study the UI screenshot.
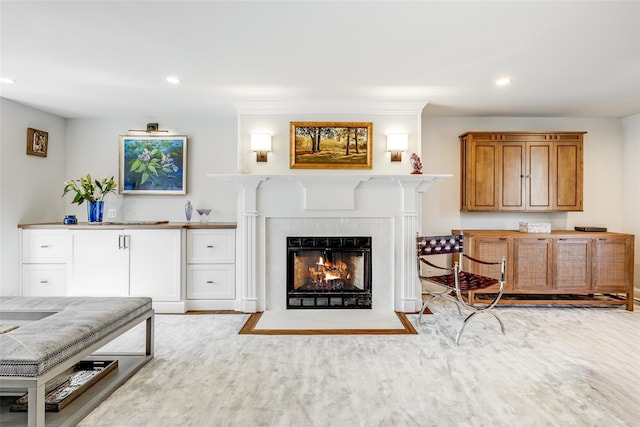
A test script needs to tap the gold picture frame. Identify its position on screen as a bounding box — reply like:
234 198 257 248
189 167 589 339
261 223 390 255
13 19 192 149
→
290 121 373 169
26 128 48 157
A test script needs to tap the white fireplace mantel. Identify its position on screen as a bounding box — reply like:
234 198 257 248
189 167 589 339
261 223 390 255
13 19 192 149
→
208 173 451 313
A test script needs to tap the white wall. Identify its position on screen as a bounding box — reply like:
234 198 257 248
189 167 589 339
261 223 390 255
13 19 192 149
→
1 98 636 297
621 113 640 289
421 117 627 236
238 112 422 175
0 98 67 295
64 114 238 223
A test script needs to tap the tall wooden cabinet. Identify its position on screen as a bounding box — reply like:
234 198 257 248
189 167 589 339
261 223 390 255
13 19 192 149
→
460 132 584 212
456 230 634 310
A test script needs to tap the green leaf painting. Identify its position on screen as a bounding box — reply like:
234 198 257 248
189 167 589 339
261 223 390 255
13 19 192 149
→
121 137 186 193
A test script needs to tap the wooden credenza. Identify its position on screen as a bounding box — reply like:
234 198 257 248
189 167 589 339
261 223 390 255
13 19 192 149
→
453 229 634 310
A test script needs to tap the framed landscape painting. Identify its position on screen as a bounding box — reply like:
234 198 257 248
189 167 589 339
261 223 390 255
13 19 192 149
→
290 121 373 169
119 135 187 194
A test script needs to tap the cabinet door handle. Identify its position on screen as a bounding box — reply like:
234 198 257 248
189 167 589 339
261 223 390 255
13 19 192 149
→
499 237 508 241
206 280 215 284
40 244 49 248
40 280 48 284
206 245 214 248
118 235 123 249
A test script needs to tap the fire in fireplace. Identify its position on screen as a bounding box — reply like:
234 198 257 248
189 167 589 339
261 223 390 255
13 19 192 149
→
287 236 372 309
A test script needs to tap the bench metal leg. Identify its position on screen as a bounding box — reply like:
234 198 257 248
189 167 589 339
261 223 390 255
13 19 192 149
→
27 383 45 427
146 314 154 357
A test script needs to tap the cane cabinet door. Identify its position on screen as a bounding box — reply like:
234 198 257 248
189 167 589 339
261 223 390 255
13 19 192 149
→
466 235 513 291
591 236 633 293
553 238 591 291
513 238 553 291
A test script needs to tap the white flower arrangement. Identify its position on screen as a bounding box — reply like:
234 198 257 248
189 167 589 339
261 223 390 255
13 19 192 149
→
62 174 117 205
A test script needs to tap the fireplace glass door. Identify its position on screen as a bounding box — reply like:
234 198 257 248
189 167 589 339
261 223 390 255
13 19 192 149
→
287 237 372 309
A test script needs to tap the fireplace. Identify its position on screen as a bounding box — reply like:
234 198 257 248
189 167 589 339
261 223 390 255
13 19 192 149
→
208 173 451 312
287 236 372 309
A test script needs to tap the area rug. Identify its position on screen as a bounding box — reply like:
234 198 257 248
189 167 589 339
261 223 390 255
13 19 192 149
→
77 303 640 427
239 309 422 335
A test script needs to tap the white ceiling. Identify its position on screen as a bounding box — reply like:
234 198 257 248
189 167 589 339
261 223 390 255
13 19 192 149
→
1 0 639 119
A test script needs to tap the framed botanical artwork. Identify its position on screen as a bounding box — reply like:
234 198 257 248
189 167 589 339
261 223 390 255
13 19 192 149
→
119 135 187 194
290 121 373 169
26 128 48 157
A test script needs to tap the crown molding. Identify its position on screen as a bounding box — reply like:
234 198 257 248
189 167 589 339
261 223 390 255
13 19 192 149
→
232 101 428 116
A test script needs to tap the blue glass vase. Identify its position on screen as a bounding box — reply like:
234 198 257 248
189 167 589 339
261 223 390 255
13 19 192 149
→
87 200 104 223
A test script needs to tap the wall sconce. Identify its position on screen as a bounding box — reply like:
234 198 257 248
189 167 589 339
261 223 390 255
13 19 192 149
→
127 122 170 133
386 133 408 162
251 133 272 162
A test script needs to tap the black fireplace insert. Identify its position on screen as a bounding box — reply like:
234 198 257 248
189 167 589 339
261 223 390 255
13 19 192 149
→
286 236 372 309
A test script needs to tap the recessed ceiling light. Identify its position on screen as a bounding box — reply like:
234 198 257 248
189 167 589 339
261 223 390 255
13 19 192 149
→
166 76 180 84
495 77 511 86
0 77 16 84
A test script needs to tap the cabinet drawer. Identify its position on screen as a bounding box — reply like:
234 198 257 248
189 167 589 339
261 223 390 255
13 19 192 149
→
187 265 235 299
22 264 68 296
22 230 70 263
187 230 235 263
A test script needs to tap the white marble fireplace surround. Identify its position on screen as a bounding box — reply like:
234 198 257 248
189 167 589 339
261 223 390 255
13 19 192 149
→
210 174 451 313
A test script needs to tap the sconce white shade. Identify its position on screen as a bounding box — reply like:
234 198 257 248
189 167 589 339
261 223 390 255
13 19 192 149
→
386 133 409 152
250 133 272 152
387 133 408 162
251 133 272 162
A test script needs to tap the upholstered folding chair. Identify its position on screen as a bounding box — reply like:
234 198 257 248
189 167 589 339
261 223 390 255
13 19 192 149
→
416 234 506 345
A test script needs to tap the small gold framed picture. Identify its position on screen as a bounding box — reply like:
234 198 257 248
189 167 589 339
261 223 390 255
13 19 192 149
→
27 128 48 157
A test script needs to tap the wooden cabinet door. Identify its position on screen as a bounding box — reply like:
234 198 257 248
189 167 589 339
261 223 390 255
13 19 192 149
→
591 236 633 293
499 142 525 211
499 141 553 211
467 236 513 291
513 238 553 291
526 142 553 210
467 141 500 210
553 141 583 211
553 238 591 291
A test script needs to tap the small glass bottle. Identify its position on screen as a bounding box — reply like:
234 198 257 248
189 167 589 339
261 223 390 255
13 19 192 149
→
185 200 193 222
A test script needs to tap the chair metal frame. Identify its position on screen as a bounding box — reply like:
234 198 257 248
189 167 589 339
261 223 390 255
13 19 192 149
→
417 234 506 345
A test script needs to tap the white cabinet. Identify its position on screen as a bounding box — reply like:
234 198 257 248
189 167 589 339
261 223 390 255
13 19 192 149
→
128 230 182 302
71 230 128 296
71 229 184 312
186 229 236 309
21 230 71 296
19 225 237 313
